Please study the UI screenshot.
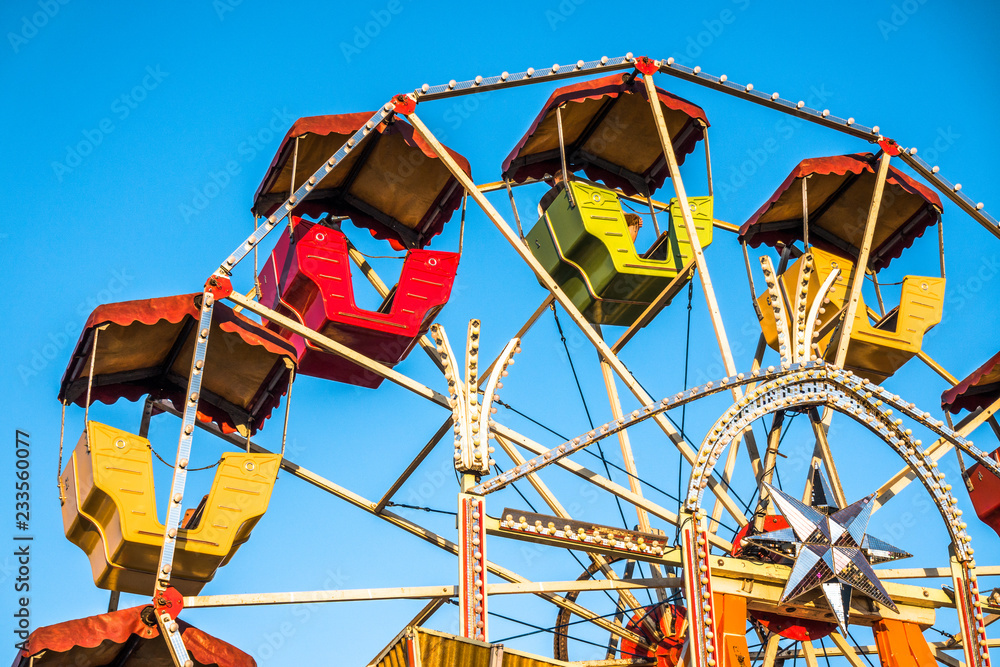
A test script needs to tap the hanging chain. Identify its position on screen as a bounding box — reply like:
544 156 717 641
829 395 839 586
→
57 402 67 502
83 326 101 450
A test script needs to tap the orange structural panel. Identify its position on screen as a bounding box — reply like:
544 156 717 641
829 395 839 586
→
713 593 751 667
872 619 935 667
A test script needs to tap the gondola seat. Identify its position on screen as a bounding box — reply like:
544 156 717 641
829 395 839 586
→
526 181 712 326
257 218 460 388
758 247 945 382
60 421 280 595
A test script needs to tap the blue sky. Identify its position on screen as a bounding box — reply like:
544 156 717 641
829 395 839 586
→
2 1 999 664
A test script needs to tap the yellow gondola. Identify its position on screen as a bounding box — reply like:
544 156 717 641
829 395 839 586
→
61 421 280 596
758 247 944 382
57 294 296 595
741 153 946 382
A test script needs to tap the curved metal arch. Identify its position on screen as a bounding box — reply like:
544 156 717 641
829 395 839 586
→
680 365 993 667
473 361 1000 497
684 367 972 559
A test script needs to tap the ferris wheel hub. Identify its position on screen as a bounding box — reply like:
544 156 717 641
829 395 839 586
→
618 604 687 667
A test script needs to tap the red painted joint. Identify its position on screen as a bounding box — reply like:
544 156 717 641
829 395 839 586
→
205 274 233 300
634 56 658 76
392 94 416 116
878 137 902 156
153 586 184 621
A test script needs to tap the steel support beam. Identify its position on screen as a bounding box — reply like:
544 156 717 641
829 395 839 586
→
226 290 449 407
183 577 684 608
493 423 734 551
228 442 648 647
404 108 749 529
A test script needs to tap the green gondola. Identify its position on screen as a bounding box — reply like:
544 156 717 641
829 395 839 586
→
527 180 712 326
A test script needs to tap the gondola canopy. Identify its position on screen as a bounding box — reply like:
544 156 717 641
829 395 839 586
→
501 73 709 197
739 153 943 272
58 294 296 436
12 604 255 667
252 112 472 250
942 349 1000 414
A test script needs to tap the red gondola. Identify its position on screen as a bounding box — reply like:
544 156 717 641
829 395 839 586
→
942 349 1000 538
252 113 470 386
257 217 460 387
12 602 255 666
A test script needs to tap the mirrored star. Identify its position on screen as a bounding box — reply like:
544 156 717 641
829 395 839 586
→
743 475 911 631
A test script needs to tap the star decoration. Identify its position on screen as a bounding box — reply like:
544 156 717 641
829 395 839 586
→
744 475 911 632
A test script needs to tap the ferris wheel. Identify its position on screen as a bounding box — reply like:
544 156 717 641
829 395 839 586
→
15 53 1000 667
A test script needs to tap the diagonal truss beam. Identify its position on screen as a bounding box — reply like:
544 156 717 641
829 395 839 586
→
404 109 750 529
876 396 1000 509
226 290 449 406
493 423 734 552
240 442 649 647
